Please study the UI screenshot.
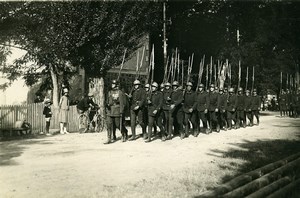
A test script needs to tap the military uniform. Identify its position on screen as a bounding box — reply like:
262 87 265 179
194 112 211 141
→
218 89 228 130
279 92 288 117
196 87 209 133
236 89 246 128
129 81 147 140
146 82 163 142
244 91 253 126
208 85 220 132
107 84 128 142
162 83 173 139
170 82 184 139
251 90 261 125
226 89 237 130
183 83 197 137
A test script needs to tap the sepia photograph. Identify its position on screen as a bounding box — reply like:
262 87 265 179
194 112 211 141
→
0 0 300 197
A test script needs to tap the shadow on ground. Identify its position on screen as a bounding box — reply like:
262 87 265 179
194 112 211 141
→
0 136 53 166
196 119 300 197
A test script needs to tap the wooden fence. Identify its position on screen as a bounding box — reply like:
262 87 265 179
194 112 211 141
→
0 103 79 134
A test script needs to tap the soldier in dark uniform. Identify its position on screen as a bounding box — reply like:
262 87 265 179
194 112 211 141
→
218 88 228 130
226 87 237 130
170 81 184 139
183 82 197 137
162 82 173 140
236 87 246 128
128 80 147 141
279 90 287 117
146 82 163 142
158 83 166 140
251 89 261 125
244 90 253 126
106 80 128 143
286 89 293 117
196 83 209 134
208 84 220 132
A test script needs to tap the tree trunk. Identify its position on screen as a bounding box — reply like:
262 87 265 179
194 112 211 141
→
89 77 105 116
49 65 59 108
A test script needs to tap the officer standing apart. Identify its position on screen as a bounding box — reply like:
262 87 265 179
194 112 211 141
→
196 83 209 134
128 80 147 140
106 80 128 143
208 84 220 132
146 82 163 142
183 82 197 137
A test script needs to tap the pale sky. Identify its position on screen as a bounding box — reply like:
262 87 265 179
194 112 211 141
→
0 47 29 105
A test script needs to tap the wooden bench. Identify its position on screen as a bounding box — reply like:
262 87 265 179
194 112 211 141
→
0 120 32 138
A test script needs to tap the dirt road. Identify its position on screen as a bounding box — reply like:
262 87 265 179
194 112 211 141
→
1 112 300 198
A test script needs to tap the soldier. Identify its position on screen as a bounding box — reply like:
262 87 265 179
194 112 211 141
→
236 87 246 128
128 80 147 140
106 79 128 143
208 84 220 132
196 83 209 134
183 82 197 137
286 89 293 117
218 88 228 130
295 88 300 118
162 82 173 140
244 90 253 126
146 82 163 142
170 81 184 139
226 88 237 130
251 89 261 125
279 90 287 117
158 83 166 140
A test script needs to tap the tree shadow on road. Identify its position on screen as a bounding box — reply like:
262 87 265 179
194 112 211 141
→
0 136 54 166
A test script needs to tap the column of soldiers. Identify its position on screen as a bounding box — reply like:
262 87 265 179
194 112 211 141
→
105 79 263 144
279 88 300 118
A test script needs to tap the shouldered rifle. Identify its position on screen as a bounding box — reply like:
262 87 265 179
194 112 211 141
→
117 48 127 81
136 46 145 80
196 55 205 91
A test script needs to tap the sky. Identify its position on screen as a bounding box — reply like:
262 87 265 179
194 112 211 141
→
0 47 29 105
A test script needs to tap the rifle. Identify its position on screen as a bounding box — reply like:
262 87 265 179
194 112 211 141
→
136 46 145 80
181 60 184 87
246 66 249 90
209 56 212 85
206 64 209 90
167 53 174 83
238 60 241 89
286 73 289 90
135 50 139 77
280 71 282 94
214 63 217 87
146 46 154 83
117 48 127 81
251 66 255 92
196 55 205 90
148 44 155 98
177 53 180 82
163 56 169 84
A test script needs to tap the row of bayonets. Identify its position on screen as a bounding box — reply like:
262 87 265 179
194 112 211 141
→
117 45 256 91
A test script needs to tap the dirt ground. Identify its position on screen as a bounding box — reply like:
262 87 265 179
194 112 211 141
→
1 111 300 198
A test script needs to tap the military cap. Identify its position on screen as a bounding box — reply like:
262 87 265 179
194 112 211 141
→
238 87 243 92
172 81 179 86
165 82 171 87
186 82 193 87
133 80 141 85
63 88 69 93
112 79 119 84
245 90 250 93
44 98 52 104
199 84 204 88
253 89 257 92
152 82 158 88
88 93 94 97
145 83 150 88
210 84 215 88
229 88 235 93
160 83 165 88
219 87 224 91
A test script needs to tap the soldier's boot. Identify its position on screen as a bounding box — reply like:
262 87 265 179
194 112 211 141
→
128 128 136 141
142 126 148 139
193 129 199 137
216 124 220 132
243 121 246 128
104 129 112 144
185 126 190 138
180 131 185 140
161 129 166 141
145 127 152 143
223 122 228 131
205 128 210 134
